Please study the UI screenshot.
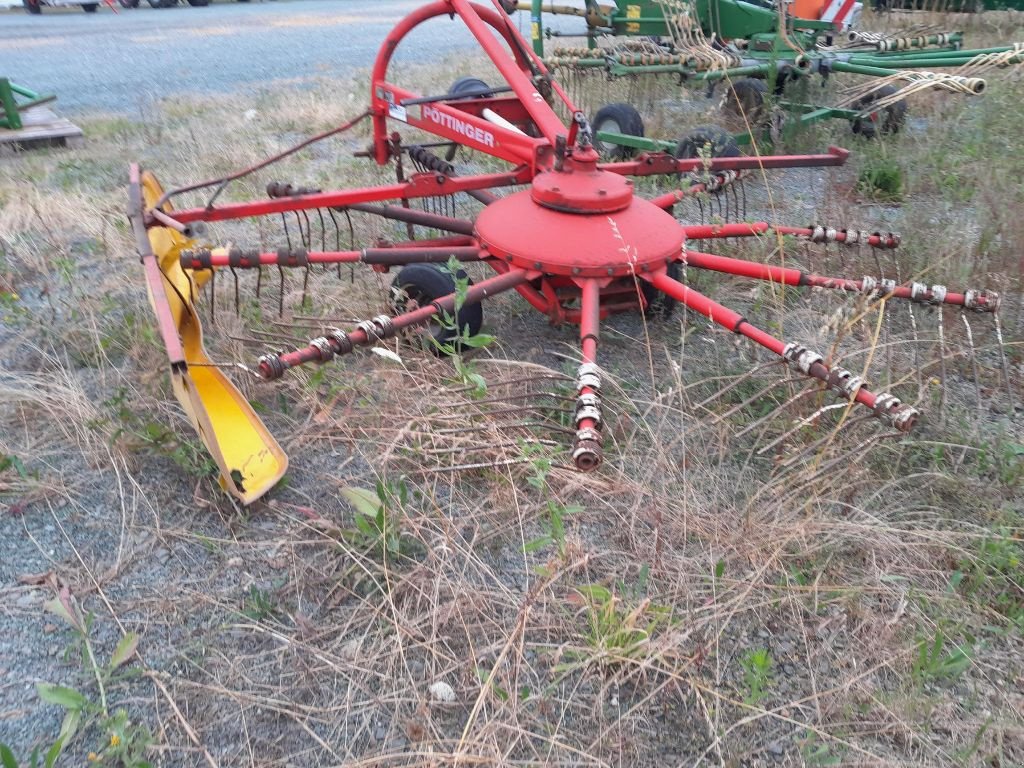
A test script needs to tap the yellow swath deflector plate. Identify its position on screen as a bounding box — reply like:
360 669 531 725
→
140 171 287 505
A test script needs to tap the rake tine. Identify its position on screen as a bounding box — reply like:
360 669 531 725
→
715 375 795 422
692 362 778 409
280 213 293 252
734 383 823 439
277 265 285 317
317 208 327 254
755 402 852 456
773 414 875 470
961 311 984 428
295 211 309 249
993 312 1014 413
231 266 240 315
936 307 948 425
209 268 216 324
301 265 310 309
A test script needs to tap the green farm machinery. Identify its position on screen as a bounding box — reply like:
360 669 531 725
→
516 0 1023 149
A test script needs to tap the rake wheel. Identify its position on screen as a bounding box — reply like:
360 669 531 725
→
390 264 484 354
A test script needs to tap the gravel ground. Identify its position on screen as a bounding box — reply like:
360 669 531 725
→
0 0 578 115
2 5 1023 765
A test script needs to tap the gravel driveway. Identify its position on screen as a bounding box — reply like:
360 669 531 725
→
0 0 576 115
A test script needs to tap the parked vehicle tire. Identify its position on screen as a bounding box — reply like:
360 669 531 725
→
448 76 494 99
119 0 140 6
186 0 210 6
673 125 741 161
591 102 645 160
23 0 43 14
850 85 908 139
390 264 484 354
82 3 99 10
640 261 682 318
722 77 768 124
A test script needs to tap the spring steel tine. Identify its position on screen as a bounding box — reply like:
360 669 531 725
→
317 208 327 254
775 415 875 470
256 265 263 299
993 313 1014 413
714 376 797 422
295 212 309 249
209 268 216 324
961 312 984 428
755 402 852 456
301 265 310 308
734 383 824 439
936 306 948 424
907 298 922 395
343 209 355 282
416 438 562 456
231 266 240 315
432 420 576 437
692 363 778 408
277 265 285 317
281 213 292 252
436 391 575 408
443 373 573 396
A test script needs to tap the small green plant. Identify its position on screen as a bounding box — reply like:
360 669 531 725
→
100 389 216 480
799 731 843 766
18 588 152 767
911 629 972 684
340 479 414 561
241 585 280 622
566 584 673 667
740 648 773 704
520 442 582 559
523 499 581 558
857 153 904 201
955 527 1023 628
432 257 496 397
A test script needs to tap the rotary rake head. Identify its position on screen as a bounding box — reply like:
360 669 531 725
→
128 0 1006 504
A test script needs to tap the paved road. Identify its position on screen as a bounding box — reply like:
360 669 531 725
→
0 0 576 114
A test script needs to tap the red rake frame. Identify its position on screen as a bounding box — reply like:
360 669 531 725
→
129 0 1000 503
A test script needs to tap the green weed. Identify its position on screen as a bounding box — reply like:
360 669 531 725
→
911 629 972 684
740 648 773 704
15 589 152 767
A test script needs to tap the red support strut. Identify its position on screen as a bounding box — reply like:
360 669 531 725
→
643 270 920 431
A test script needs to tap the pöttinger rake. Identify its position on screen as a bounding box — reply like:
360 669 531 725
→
128 0 1001 504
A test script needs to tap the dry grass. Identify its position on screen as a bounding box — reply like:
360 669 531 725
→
2 13 1023 767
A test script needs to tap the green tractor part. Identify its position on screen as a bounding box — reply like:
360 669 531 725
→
519 0 1023 149
0 79 57 131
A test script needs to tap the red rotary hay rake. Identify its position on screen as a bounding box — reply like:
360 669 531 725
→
129 0 1001 504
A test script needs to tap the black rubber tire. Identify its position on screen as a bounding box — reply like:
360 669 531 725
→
448 77 493 99
722 78 768 123
119 0 140 6
851 85 908 139
390 264 484 355
23 0 42 14
444 78 493 160
82 2 98 9
640 261 682 318
186 0 210 5
147 0 176 7
673 125 741 161
591 103 645 160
